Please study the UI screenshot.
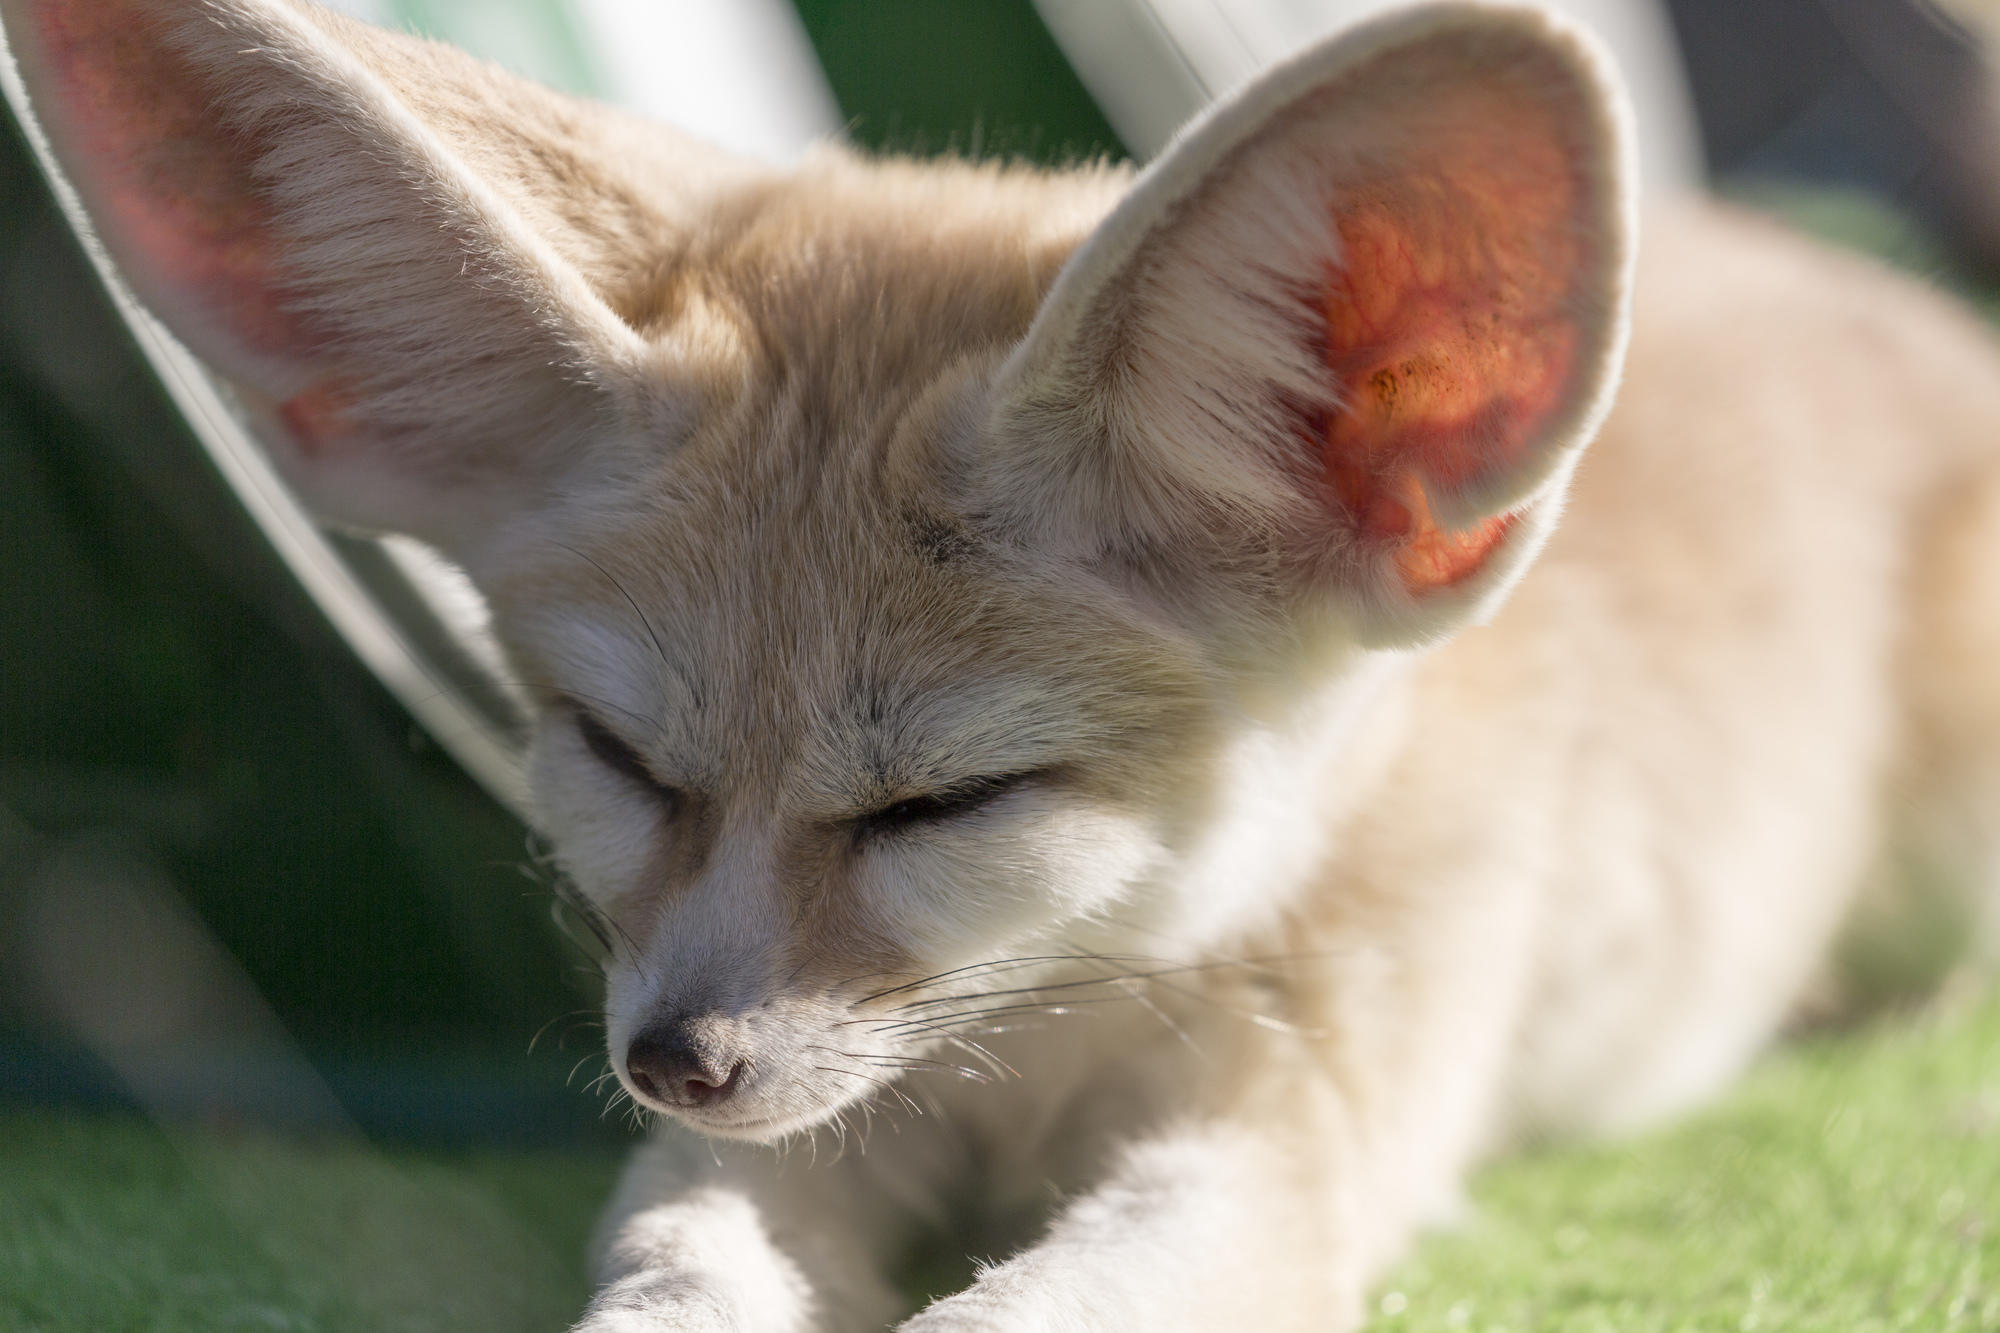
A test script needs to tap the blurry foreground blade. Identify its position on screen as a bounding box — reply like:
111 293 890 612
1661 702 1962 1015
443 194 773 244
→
1033 0 1702 194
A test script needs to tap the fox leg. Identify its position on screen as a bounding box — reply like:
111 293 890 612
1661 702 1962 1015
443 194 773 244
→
575 1128 911 1333
895 1107 1370 1333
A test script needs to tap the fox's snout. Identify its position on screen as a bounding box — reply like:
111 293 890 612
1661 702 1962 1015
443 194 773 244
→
623 1014 750 1113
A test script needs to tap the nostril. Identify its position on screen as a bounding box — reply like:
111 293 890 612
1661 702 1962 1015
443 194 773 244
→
624 1023 744 1110
622 1030 679 1104
680 1059 745 1108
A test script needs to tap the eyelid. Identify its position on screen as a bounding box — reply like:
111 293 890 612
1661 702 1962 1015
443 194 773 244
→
572 706 676 800
857 769 1041 836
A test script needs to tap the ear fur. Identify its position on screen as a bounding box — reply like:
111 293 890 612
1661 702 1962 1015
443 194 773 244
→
0 0 749 553
986 3 1637 649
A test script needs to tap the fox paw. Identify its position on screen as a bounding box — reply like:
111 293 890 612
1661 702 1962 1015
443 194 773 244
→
571 1272 785 1333
898 1294 1050 1333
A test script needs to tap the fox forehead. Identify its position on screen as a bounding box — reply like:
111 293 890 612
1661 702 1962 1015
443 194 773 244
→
499 470 1214 796
610 149 1131 370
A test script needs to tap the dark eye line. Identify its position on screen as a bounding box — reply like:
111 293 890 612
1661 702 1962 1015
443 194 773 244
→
857 770 1040 837
573 706 679 805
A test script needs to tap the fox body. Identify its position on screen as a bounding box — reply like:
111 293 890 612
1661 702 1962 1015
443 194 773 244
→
7 1 2000 1328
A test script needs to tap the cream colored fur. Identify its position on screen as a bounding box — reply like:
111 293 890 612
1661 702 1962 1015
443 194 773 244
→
7 2 2000 1330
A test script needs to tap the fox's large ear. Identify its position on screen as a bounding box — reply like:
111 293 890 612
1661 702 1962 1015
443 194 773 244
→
986 4 1635 649
0 0 739 553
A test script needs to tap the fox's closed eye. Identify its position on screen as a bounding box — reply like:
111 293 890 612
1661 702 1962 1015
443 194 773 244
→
575 708 680 810
859 772 1037 839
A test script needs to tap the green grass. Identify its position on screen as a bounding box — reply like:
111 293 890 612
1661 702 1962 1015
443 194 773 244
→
1364 987 2000 1332
4 988 1995 1330
0 1113 622 1332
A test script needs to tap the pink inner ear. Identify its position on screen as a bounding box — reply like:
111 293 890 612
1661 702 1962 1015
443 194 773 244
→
30 0 319 370
1316 102 1585 596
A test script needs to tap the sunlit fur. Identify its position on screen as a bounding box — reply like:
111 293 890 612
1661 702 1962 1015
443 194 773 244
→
10 0 2000 1329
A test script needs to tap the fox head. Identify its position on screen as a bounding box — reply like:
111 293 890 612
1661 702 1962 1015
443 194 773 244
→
2 0 1633 1137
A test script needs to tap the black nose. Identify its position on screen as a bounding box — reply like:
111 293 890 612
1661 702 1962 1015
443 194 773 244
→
624 1021 745 1109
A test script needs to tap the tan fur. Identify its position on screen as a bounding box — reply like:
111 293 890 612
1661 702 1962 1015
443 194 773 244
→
7 2 2000 1329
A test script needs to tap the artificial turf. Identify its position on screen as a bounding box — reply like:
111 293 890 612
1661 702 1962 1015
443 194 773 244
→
3 987 1994 1331
0 1111 622 1331
1363 986 2000 1333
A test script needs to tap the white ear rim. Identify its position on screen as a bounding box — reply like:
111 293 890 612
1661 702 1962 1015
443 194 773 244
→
987 1 1639 648
1350 457 1578 647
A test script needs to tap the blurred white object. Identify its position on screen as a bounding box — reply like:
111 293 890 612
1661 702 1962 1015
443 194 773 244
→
567 0 840 161
1035 0 1701 193
321 0 840 161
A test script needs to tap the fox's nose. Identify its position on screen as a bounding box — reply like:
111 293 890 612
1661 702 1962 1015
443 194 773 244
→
624 1021 745 1109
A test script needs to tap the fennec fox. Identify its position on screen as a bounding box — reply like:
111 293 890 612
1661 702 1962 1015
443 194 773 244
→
8 0 2000 1327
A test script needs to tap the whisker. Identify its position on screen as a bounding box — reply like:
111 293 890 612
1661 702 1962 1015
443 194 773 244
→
848 1104 870 1154
854 1013 1019 1079
889 951 1331 1015
1117 968 1333 1038
874 992 1147 1035
539 863 652 982
563 874 640 957
806 1043 993 1092
906 989 1328 1041
812 1064 928 1120
518 836 653 978
528 1008 598 1054
551 542 675 680
893 947 1344 1041
944 1020 1054 1036
855 1056 991 1084
848 953 1133 1007
829 1108 850 1164
545 880 613 959
1114 972 1204 1060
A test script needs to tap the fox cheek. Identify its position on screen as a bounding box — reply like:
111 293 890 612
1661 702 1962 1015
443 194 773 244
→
526 741 659 906
858 811 1172 967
